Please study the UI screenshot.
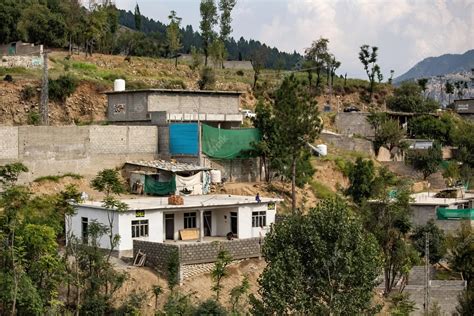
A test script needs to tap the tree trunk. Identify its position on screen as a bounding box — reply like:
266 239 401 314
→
175 56 178 68
384 268 390 296
291 156 297 213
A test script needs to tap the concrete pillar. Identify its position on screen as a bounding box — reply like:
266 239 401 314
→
199 209 204 242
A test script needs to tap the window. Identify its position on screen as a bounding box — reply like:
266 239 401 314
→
81 217 88 243
184 212 197 229
252 211 266 227
131 220 149 238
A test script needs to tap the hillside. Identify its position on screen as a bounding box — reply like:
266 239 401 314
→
395 49 474 83
0 51 391 126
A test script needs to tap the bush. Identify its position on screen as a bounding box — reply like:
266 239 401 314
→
236 70 244 76
163 79 187 90
3 74 13 82
163 291 195 316
194 299 227 316
198 67 216 90
21 85 37 101
49 75 77 102
411 219 447 264
27 110 40 125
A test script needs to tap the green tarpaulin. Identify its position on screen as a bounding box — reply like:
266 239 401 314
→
201 124 261 159
437 208 474 220
144 175 176 196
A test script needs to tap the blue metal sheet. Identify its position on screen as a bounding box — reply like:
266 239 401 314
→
169 123 199 156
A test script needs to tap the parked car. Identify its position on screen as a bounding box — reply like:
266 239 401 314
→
343 106 360 113
241 109 256 118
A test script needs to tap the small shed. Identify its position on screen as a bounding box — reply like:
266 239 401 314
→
124 160 211 196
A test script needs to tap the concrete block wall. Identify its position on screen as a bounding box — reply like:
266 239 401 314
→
134 238 261 272
320 131 374 156
335 112 374 137
133 240 179 273
0 125 158 182
203 157 262 182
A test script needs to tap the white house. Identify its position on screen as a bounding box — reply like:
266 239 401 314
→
66 194 282 256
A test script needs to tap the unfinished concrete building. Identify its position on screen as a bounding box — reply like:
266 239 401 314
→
106 88 263 182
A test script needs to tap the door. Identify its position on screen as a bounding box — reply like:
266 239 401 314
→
165 214 174 240
230 212 238 235
204 211 212 236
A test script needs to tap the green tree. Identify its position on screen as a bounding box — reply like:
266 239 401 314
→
134 3 141 31
448 222 473 287
250 46 267 90
445 81 454 105
200 0 218 66
152 285 163 310
408 115 450 145
217 0 236 69
251 99 276 182
255 198 382 314
0 162 28 187
211 250 232 301
166 10 182 68
373 119 407 159
387 82 440 113
417 78 429 98
361 175 418 295
0 1 22 44
198 66 216 90
359 44 381 102
346 157 376 204
17 3 67 47
305 37 330 89
442 161 460 187
91 168 125 197
229 276 250 314
411 220 447 264
389 292 417 315
209 38 226 68
455 288 474 316
190 46 203 70
406 142 443 180
273 75 322 212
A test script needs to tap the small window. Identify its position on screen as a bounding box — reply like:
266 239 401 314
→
132 220 149 238
252 211 266 227
184 212 197 229
81 217 88 244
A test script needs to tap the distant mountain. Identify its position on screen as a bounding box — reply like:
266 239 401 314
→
395 50 474 83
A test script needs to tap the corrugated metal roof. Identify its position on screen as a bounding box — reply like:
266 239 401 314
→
125 160 210 173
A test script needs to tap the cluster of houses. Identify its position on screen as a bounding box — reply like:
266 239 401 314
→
65 82 474 270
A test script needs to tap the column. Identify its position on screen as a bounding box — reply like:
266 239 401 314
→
199 209 204 242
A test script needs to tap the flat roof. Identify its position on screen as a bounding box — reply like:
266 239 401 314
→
105 88 243 96
77 194 283 211
410 192 473 206
125 160 210 173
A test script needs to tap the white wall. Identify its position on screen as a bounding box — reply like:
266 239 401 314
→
118 209 163 251
67 206 120 250
68 206 163 252
213 208 235 236
238 203 276 239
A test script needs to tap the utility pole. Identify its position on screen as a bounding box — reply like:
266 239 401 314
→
40 51 49 125
424 232 430 314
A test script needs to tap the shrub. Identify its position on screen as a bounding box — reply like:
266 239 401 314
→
163 79 187 90
21 85 37 101
198 67 216 90
163 291 195 315
3 74 13 82
194 299 227 316
49 75 77 102
236 70 244 76
27 110 41 125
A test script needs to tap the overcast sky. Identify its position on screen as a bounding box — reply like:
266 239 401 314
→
114 0 474 79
